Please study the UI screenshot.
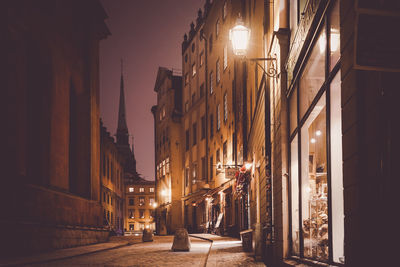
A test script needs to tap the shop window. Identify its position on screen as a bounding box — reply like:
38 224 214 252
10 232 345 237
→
329 0 340 71
299 26 326 119
289 4 343 263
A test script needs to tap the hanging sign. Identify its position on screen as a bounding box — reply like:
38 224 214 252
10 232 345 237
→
225 168 237 179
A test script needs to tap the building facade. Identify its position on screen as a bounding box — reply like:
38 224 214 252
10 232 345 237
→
100 121 125 234
1 0 110 256
152 67 184 234
124 179 156 232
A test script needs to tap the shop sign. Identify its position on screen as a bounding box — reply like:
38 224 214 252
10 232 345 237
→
225 168 237 179
286 0 326 89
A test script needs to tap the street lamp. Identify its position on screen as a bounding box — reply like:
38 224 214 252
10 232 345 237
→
229 16 251 56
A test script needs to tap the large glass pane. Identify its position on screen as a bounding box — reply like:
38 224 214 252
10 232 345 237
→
330 72 345 264
290 135 300 255
299 26 326 118
301 94 328 262
329 0 340 71
290 85 298 135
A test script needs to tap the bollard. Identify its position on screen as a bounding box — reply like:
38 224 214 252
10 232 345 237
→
172 228 191 251
142 228 153 242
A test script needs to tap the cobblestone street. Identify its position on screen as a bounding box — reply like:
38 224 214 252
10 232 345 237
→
1 235 265 267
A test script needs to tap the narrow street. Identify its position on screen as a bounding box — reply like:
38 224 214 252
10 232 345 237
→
2 235 265 267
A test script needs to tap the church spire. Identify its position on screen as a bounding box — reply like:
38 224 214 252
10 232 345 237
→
116 59 129 145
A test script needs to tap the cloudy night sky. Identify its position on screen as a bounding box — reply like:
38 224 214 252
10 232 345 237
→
99 0 203 180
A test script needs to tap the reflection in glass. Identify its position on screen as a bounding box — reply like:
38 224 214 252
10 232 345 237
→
330 1 340 71
299 26 326 118
301 94 328 262
290 86 298 136
330 72 345 264
291 136 300 255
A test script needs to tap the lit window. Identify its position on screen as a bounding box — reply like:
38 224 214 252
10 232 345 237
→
166 158 170 174
150 187 154 193
139 209 145 219
223 1 227 19
210 71 214 94
224 92 228 122
217 104 221 131
129 209 134 219
149 198 155 205
216 19 220 37
216 59 220 83
192 63 196 76
129 187 134 192
200 51 204 66
139 197 145 206
139 187 144 193
223 45 228 70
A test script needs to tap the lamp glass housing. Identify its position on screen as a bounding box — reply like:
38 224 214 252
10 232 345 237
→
229 24 251 56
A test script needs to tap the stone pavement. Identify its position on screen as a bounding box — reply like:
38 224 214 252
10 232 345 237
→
0 234 267 266
191 234 265 267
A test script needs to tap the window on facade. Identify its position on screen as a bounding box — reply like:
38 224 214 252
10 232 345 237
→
139 187 144 193
192 92 196 105
129 209 134 219
166 157 170 174
200 83 204 98
223 141 227 164
185 53 188 62
185 167 189 187
186 129 190 151
129 198 134 206
201 115 206 140
217 104 221 131
162 160 165 176
329 0 340 71
210 156 214 179
201 157 206 180
216 149 220 163
216 59 220 83
223 1 227 19
223 45 228 70
192 63 196 76
185 101 189 112
191 43 195 52
185 73 189 85
193 123 197 146
289 6 343 263
210 114 214 138
139 196 145 206
224 92 228 122
200 51 204 66
129 187 134 192
149 197 155 205
139 209 145 218
210 71 214 94
150 187 154 193
192 162 197 183
209 35 213 53
216 19 220 37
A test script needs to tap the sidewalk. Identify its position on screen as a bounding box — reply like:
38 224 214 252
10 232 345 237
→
190 234 266 267
0 236 141 267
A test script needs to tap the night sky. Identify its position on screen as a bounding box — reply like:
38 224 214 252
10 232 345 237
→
100 0 203 181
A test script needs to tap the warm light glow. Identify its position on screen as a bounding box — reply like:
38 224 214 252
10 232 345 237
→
316 130 322 136
310 138 317 144
331 31 340 52
244 162 252 170
152 202 158 208
161 189 167 197
216 162 223 170
319 34 327 54
229 18 251 56
145 225 149 229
